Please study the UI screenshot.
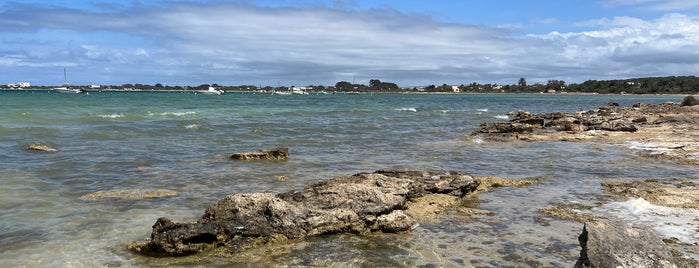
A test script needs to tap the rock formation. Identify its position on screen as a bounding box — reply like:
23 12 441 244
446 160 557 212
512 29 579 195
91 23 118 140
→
130 170 479 256
26 143 57 152
230 147 289 160
472 102 699 165
575 220 680 268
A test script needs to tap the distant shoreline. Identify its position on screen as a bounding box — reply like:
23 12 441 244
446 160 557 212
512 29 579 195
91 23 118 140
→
1 88 695 97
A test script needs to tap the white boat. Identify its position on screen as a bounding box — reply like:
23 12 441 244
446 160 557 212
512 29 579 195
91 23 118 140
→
200 86 225 95
54 86 85 94
290 87 309 95
53 68 85 94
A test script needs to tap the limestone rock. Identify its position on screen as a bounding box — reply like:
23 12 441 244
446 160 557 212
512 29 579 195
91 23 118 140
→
26 144 57 152
575 220 680 268
130 170 479 256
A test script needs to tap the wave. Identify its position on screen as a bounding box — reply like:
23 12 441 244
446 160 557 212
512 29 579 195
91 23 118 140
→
598 198 699 245
395 108 417 112
184 124 200 129
95 113 124 119
148 111 197 117
477 108 489 112
494 115 510 120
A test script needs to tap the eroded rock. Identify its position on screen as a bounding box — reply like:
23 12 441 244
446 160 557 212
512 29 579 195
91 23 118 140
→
602 179 699 209
575 220 680 268
130 170 479 256
26 144 57 152
230 147 289 160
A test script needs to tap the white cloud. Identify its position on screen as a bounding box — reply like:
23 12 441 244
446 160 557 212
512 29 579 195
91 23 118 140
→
1 2 698 86
603 0 699 11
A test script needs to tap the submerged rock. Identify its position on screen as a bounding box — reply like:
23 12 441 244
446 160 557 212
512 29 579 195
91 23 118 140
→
80 189 178 200
130 170 479 256
230 147 289 160
26 144 57 152
575 220 680 268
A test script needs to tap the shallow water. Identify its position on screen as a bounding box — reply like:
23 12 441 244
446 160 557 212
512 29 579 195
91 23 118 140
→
1 90 696 267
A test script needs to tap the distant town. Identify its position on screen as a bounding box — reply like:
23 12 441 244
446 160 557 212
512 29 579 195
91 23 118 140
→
3 75 699 95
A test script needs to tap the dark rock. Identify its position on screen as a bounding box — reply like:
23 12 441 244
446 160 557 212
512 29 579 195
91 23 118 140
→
598 119 638 132
608 102 620 106
470 103 690 140
130 170 479 256
230 147 289 160
516 110 531 119
575 220 680 268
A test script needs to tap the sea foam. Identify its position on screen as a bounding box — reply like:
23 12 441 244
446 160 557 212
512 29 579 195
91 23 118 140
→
395 108 417 112
595 198 699 245
96 113 124 118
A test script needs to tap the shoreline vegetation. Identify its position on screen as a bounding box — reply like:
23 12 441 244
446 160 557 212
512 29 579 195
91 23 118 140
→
4 75 699 95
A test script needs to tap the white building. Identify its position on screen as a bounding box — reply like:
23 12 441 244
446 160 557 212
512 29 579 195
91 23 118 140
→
18 82 30 88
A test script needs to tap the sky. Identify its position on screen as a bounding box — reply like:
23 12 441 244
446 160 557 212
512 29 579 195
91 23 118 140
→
1 0 699 87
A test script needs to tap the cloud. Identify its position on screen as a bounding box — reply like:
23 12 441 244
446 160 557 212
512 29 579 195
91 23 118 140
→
602 0 699 11
1 1 698 86
534 13 699 79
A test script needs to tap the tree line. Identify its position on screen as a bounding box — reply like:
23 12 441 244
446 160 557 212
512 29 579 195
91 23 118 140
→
5 76 698 94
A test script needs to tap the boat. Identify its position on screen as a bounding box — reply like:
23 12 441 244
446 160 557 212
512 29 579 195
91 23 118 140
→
290 87 309 95
200 86 225 95
53 68 85 94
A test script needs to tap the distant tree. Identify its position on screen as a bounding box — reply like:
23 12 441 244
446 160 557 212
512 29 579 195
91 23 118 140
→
335 81 352 91
518 77 527 87
369 79 381 89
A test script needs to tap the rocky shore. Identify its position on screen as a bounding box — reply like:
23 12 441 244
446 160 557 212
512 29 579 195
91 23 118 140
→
472 101 699 165
127 101 699 266
130 170 479 256
473 100 699 267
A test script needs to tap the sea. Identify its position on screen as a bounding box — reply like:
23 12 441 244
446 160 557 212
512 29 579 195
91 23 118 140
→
1 90 697 267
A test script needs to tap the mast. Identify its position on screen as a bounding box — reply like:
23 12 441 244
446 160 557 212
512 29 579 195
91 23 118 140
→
63 68 67 85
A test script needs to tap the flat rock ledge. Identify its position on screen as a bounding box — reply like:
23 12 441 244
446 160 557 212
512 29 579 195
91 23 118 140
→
603 179 699 209
575 220 681 268
129 170 479 256
472 102 699 142
472 102 699 165
230 147 289 160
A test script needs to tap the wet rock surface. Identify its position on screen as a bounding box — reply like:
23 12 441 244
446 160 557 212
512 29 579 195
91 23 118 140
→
26 143 57 152
602 179 699 209
575 220 681 268
80 189 178 200
230 147 289 160
473 102 699 165
130 170 479 256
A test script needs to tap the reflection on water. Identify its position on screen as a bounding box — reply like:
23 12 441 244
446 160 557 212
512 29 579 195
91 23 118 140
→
1 91 696 267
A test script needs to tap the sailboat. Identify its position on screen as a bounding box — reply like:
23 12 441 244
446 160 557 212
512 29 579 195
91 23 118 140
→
53 68 85 94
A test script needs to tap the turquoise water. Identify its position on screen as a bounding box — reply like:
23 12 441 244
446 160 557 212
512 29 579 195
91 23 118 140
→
1 90 695 267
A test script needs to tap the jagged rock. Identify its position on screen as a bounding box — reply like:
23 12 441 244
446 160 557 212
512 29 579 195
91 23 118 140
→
575 220 680 268
130 170 479 256
26 144 57 152
230 147 289 160
471 102 694 140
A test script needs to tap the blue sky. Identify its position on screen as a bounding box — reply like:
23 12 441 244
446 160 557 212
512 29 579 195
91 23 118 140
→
2 0 699 87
